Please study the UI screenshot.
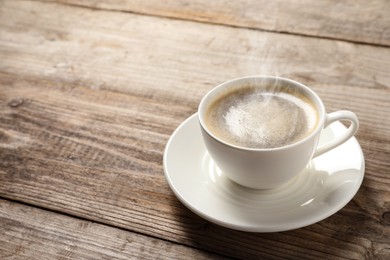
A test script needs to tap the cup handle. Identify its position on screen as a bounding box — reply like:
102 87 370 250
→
313 110 359 158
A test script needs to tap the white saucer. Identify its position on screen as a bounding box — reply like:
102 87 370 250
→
163 114 365 232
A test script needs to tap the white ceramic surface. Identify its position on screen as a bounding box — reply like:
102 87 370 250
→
198 76 359 189
163 114 365 232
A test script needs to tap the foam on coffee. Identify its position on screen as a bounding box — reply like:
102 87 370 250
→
205 86 318 149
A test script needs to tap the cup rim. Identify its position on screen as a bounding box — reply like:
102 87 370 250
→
198 75 326 152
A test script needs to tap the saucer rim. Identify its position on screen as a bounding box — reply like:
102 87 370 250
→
163 113 365 232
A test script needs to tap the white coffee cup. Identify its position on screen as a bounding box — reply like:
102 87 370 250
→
198 76 359 189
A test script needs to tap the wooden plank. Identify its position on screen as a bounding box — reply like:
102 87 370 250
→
1 1 389 96
1 0 389 259
42 0 390 46
1 73 389 259
0 199 226 259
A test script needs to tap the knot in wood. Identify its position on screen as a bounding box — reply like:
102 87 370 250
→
8 99 24 108
382 212 390 225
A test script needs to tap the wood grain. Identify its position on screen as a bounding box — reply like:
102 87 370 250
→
41 0 390 46
1 73 389 259
1 1 389 97
1 0 390 259
0 199 226 259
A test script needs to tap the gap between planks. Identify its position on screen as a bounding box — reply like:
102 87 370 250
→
34 0 390 48
0 196 233 259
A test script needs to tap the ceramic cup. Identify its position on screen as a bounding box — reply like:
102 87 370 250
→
198 76 359 189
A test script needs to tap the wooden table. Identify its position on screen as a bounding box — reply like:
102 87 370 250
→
1 0 389 259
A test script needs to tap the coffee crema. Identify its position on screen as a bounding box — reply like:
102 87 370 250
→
205 87 319 149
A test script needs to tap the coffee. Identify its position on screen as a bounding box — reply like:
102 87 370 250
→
205 86 318 149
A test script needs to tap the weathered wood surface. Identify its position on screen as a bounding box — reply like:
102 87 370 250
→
0 199 225 259
0 0 390 259
42 0 390 46
3 76 388 258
